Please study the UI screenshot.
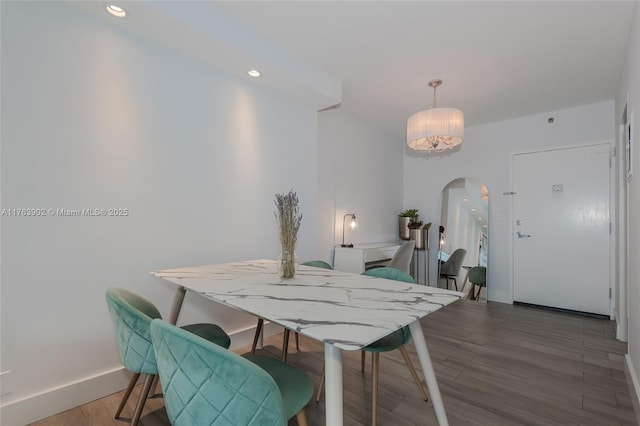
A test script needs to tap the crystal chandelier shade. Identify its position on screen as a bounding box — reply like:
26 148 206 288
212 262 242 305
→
406 79 464 152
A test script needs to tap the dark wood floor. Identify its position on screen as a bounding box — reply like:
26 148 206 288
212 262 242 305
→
31 300 638 426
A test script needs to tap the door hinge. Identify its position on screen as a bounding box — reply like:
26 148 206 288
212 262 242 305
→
610 222 612 234
609 288 612 299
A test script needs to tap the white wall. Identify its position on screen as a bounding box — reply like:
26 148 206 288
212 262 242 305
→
616 1 640 415
1 3 320 423
404 100 614 303
317 108 404 265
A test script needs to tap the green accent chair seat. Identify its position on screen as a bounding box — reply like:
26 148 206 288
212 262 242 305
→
300 260 332 269
316 267 428 426
105 288 231 426
251 260 333 362
150 319 313 425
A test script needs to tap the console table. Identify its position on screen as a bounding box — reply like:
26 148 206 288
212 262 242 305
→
334 242 400 273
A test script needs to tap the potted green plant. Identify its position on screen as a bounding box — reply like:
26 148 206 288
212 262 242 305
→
398 209 419 240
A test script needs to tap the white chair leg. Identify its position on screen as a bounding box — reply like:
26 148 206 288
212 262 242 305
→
371 353 380 426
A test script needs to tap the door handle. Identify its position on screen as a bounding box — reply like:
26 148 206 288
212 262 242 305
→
515 231 531 238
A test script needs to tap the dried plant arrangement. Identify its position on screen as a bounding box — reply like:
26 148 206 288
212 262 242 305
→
274 190 302 278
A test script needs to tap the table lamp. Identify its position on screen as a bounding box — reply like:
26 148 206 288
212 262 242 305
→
341 213 358 248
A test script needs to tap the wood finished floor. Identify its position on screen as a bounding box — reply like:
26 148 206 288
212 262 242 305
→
30 300 638 426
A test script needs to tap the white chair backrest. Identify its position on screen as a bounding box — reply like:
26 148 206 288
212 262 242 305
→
440 248 467 276
387 240 415 275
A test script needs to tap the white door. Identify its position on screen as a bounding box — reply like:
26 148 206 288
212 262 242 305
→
513 143 610 316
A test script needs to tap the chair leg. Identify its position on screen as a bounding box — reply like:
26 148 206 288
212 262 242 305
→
295 409 309 426
467 283 476 300
316 367 325 402
148 375 160 398
115 373 139 419
398 345 428 401
131 374 155 426
295 331 300 351
282 329 290 362
251 319 264 354
452 277 458 291
361 350 366 372
474 285 483 301
371 353 380 426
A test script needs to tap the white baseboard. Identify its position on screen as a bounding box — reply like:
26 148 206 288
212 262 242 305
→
625 354 640 425
0 323 283 425
228 320 283 352
0 367 130 426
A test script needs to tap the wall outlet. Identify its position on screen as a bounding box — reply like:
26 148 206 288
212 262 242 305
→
0 370 12 397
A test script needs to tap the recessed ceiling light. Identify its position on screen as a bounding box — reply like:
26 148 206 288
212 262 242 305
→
106 5 126 18
471 208 476 212
478 217 482 220
247 69 261 78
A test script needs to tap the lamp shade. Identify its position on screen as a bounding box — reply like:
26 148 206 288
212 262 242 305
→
406 107 464 151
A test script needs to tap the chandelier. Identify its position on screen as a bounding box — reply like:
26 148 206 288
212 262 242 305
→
406 79 464 152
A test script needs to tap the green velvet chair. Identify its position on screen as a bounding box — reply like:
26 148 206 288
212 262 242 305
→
468 266 487 300
105 288 231 426
150 319 313 426
316 267 428 426
251 260 333 362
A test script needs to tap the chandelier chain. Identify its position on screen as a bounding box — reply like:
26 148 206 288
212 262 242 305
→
432 85 437 109
427 79 442 108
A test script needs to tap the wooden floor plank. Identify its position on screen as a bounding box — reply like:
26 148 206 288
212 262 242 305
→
29 300 637 426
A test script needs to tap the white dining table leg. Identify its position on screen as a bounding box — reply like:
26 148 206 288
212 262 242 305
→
167 286 186 325
324 343 343 426
149 286 186 397
409 320 449 426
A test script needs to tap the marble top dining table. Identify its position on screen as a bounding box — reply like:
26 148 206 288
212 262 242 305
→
152 259 464 425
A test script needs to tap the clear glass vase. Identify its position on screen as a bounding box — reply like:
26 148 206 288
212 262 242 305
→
278 249 298 279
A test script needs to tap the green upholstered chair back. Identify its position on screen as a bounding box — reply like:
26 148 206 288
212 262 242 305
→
363 267 416 284
468 266 487 287
150 319 287 426
301 260 333 269
105 288 161 375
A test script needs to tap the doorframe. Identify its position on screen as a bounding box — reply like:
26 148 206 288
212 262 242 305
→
509 140 615 317
616 98 630 341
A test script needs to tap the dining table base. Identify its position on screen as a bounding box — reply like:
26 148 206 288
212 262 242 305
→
409 320 449 426
324 344 344 425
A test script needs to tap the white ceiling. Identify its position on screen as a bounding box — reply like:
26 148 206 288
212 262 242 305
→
74 1 635 140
